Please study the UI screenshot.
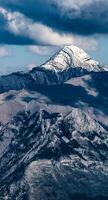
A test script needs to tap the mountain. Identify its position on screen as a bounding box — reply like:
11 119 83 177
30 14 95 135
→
0 46 108 200
30 45 106 84
0 108 108 199
0 45 106 93
40 45 103 72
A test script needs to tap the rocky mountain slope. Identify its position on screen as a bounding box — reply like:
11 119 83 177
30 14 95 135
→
0 46 108 200
0 107 108 199
0 45 106 93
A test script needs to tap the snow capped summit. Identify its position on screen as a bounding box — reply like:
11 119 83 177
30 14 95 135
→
30 45 106 84
0 45 107 92
41 45 103 73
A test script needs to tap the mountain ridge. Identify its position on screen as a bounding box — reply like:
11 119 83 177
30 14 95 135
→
0 45 108 199
0 108 108 199
40 45 103 72
0 45 107 93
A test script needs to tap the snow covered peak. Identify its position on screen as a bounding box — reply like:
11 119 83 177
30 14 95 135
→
65 108 106 134
41 45 103 72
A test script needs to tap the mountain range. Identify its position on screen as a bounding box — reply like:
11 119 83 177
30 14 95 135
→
0 45 108 200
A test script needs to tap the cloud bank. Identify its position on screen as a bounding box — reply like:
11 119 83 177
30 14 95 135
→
1 0 108 35
0 0 107 53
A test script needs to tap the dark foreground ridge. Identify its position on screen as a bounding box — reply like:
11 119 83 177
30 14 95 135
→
0 109 108 199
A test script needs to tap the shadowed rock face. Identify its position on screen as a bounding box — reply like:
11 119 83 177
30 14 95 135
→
0 46 108 200
0 108 108 199
0 67 100 93
1 72 108 124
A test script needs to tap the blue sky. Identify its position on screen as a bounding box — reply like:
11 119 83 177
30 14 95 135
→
0 0 108 74
0 45 50 74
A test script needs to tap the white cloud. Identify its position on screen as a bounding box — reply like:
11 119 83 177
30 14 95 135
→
55 0 99 10
28 45 59 56
0 7 98 51
0 46 11 57
27 63 36 70
28 38 98 57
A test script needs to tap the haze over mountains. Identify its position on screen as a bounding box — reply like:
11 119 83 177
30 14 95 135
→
0 45 108 200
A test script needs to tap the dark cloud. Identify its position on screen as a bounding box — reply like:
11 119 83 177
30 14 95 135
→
0 30 36 45
0 29 35 46
0 12 40 45
1 0 108 35
0 0 108 45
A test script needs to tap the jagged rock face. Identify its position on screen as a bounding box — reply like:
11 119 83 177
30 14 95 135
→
25 159 108 200
0 46 108 199
0 109 108 199
0 71 108 124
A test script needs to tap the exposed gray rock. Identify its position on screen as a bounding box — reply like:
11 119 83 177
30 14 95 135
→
0 46 108 199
